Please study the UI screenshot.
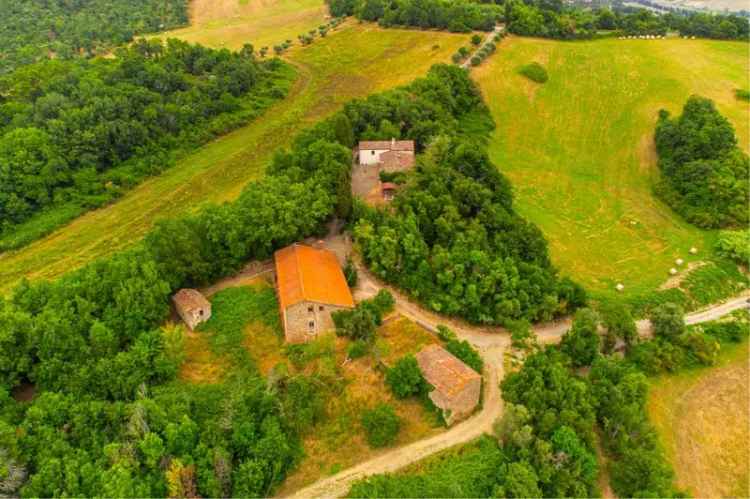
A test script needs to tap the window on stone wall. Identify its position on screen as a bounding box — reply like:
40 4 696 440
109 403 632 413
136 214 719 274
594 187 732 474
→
319 305 324 311
309 321 315 329
308 306 313 313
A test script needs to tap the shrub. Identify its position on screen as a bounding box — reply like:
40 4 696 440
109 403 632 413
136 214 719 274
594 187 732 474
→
452 52 462 64
458 46 470 56
518 62 548 83
348 339 370 359
715 229 750 265
470 56 481 66
361 403 402 447
471 34 482 45
650 303 685 340
560 308 600 367
386 355 425 398
344 257 358 287
445 339 483 373
703 319 749 343
736 88 750 101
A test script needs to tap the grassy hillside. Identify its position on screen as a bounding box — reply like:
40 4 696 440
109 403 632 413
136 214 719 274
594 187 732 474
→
161 0 328 52
0 21 467 293
647 338 749 497
473 37 749 299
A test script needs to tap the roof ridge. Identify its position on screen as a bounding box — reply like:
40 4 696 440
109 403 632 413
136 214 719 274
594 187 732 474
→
294 243 306 300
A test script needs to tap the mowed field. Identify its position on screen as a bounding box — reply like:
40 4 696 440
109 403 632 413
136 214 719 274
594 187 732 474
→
473 37 749 298
162 0 328 52
647 339 750 497
0 7 467 293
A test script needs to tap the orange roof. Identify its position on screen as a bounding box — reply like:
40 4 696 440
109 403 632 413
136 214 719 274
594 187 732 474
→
415 344 481 398
274 244 355 310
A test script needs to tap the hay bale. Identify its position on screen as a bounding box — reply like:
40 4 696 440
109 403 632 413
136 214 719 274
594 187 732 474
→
616 283 625 292
675 258 684 266
670 268 678 275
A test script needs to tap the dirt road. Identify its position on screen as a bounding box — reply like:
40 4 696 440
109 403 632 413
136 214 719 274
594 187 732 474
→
286 264 749 499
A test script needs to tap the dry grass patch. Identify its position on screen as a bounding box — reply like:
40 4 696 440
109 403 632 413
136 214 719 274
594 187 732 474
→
278 316 445 494
647 339 750 498
180 329 226 384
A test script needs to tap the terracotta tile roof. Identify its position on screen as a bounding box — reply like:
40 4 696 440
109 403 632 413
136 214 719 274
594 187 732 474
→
416 344 481 398
274 244 355 310
380 150 415 169
381 182 398 191
173 289 210 312
358 139 415 152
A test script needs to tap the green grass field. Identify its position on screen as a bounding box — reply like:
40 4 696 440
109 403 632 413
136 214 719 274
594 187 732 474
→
473 37 749 299
0 19 467 293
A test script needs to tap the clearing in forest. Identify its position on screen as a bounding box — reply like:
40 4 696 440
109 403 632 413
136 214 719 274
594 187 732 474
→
473 37 749 299
0 20 467 294
647 337 750 497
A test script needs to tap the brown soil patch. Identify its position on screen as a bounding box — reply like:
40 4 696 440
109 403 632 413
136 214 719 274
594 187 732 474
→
673 361 750 497
659 261 707 290
180 331 225 384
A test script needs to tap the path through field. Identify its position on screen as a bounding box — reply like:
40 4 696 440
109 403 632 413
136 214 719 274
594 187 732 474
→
286 262 749 498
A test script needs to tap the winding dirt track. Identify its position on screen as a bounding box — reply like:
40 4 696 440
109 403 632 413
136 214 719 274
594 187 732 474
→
286 266 749 499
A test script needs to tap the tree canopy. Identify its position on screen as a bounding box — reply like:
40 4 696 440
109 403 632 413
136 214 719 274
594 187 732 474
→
654 95 748 228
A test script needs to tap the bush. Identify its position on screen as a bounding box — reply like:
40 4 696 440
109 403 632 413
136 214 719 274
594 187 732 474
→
385 355 425 398
470 56 481 66
348 339 370 359
445 339 483 373
736 88 750 101
471 34 482 45
703 319 749 343
518 62 548 83
650 303 685 340
560 308 600 367
344 257 359 287
452 52 462 64
715 229 750 265
361 403 402 447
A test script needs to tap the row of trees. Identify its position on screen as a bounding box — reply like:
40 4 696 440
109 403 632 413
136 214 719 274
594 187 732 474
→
0 38 289 241
0 64 486 496
327 0 502 32
654 95 749 228
0 0 188 74
354 133 586 325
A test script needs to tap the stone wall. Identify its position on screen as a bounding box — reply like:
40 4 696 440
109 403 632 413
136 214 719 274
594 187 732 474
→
428 377 482 426
283 301 350 343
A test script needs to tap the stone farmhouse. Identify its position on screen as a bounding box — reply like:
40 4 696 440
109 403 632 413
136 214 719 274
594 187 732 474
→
173 289 211 330
357 139 415 171
274 243 355 343
415 344 482 426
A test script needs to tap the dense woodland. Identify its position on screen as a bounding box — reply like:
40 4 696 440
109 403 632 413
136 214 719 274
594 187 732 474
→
355 135 585 324
0 0 188 75
505 0 749 39
349 306 748 498
0 39 291 248
327 0 749 39
654 95 749 228
327 0 502 31
0 65 496 496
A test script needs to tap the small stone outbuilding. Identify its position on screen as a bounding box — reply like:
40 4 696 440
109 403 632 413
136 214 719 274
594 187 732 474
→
415 344 482 426
274 243 355 344
173 289 211 330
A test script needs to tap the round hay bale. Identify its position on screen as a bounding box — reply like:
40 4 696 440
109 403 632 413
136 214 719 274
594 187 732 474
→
689 247 698 254
675 258 684 266
616 283 625 292
670 268 678 275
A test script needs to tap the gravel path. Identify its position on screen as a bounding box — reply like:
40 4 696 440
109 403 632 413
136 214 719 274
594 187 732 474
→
286 264 749 499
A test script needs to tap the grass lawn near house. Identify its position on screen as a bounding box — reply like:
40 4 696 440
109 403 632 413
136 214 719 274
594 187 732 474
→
647 337 749 498
472 37 749 302
179 283 446 493
0 19 467 294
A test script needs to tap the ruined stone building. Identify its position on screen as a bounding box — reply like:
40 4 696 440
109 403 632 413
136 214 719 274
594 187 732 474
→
415 344 482 426
274 243 355 343
173 288 211 330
